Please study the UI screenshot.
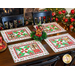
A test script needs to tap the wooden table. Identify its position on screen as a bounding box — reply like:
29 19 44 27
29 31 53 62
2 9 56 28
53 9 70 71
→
0 22 75 66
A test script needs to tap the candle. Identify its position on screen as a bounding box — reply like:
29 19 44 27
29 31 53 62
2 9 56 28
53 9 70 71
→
0 37 2 43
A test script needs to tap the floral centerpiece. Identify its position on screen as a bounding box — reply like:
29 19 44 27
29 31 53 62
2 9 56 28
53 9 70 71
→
30 21 47 41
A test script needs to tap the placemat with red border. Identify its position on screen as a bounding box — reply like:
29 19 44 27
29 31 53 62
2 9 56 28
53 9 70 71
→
45 33 75 52
8 40 49 63
34 22 66 35
1 27 31 43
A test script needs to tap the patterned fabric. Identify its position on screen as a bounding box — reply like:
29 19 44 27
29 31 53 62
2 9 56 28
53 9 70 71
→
8 40 49 63
1 27 31 43
34 22 66 35
45 33 75 52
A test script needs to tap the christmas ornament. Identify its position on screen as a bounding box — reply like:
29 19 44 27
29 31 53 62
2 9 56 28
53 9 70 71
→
55 18 58 21
58 11 62 14
69 25 74 29
41 8 68 22
70 18 74 22
52 12 56 16
71 9 74 14
43 16 46 19
62 10 66 13
64 18 68 22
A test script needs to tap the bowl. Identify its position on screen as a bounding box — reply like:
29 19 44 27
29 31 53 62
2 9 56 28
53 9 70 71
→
0 41 7 52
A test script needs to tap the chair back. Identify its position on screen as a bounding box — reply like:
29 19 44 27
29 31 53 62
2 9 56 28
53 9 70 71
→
70 51 75 66
32 11 52 25
1 14 24 29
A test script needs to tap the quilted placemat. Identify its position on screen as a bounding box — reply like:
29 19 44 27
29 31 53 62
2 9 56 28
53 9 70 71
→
34 22 66 35
8 40 49 63
1 27 31 43
45 33 75 52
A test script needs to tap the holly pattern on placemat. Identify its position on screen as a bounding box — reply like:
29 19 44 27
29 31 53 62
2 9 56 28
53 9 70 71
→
45 24 59 32
13 30 28 38
15 45 34 57
51 38 69 48
15 43 43 58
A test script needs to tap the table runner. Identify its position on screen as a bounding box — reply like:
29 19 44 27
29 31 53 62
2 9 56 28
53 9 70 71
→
8 40 49 63
34 22 66 35
1 27 31 43
45 33 75 52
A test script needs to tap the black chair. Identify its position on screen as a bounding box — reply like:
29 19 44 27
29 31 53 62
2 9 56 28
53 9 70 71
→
69 50 75 66
32 11 52 25
19 56 60 66
30 56 60 66
1 14 24 29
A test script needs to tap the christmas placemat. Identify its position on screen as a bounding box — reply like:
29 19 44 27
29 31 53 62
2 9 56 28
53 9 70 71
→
34 22 66 35
45 33 75 52
8 40 49 63
1 27 31 43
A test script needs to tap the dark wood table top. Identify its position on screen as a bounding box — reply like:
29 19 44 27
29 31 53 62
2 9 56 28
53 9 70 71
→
0 22 75 66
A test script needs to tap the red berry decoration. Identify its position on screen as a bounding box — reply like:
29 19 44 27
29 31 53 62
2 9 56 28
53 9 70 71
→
71 9 74 14
58 11 62 14
70 25 73 29
71 18 74 22
43 16 46 19
36 26 38 29
62 10 66 13
55 18 58 21
52 12 56 16
64 18 68 22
